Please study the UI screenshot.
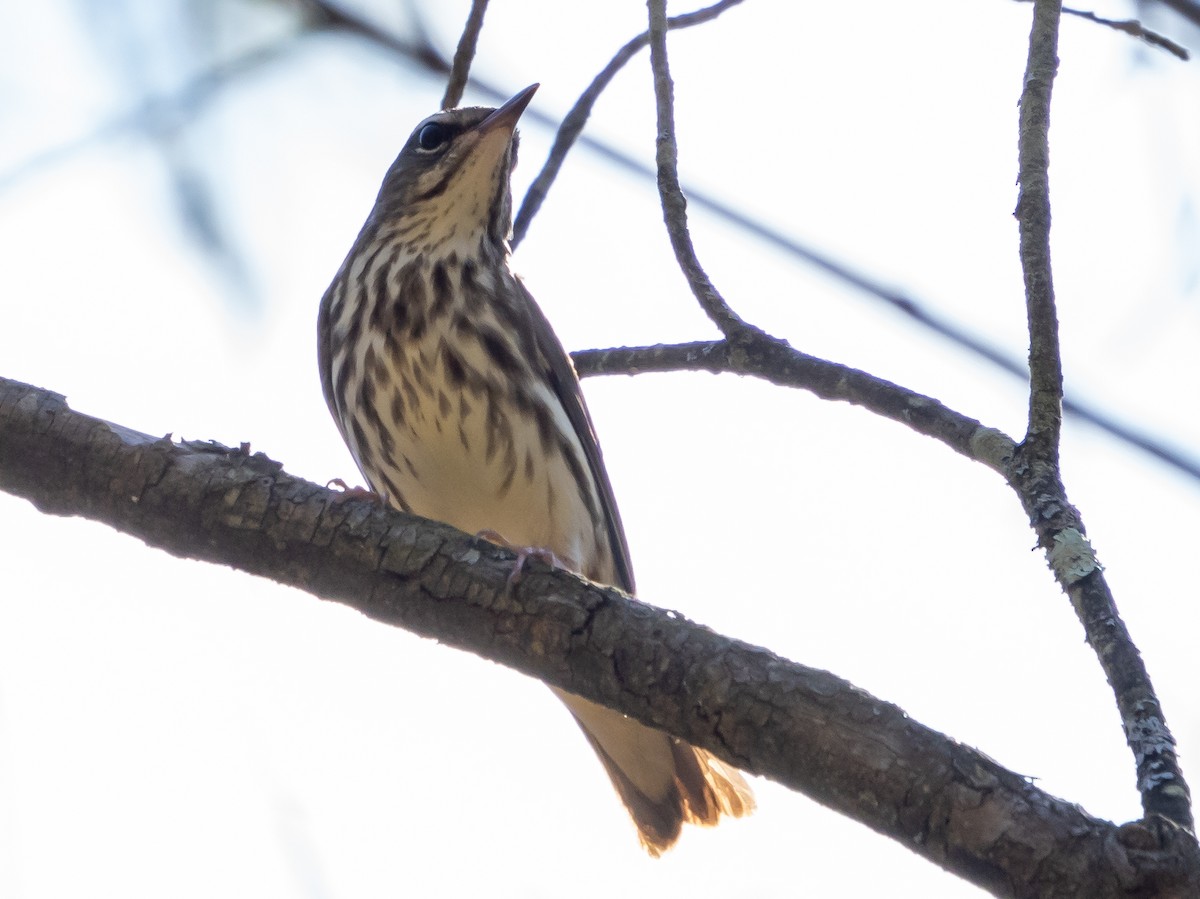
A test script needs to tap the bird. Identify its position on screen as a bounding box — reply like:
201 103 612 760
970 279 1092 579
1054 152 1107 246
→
317 83 753 854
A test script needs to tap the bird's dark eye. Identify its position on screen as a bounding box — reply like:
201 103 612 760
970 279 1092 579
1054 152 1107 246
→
417 122 447 151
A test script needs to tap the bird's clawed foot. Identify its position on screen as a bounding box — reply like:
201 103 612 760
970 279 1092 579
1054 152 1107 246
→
475 529 569 588
326 478 382 504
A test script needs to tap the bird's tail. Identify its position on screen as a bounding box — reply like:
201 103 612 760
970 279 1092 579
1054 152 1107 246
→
551 688 754 855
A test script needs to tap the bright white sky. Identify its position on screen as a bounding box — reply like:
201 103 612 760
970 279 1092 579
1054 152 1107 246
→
1 1 1199 896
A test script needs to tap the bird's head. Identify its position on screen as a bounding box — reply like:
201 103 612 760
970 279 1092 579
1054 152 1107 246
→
372 84 539 259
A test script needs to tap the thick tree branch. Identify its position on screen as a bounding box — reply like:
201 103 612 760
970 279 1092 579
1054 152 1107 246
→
3 374 1199 897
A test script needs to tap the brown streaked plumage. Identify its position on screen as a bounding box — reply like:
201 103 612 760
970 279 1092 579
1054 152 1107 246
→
317 84 753 854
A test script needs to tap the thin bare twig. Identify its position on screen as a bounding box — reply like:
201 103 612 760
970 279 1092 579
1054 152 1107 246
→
572 348 1198 479
1016 1 1192 59
645 0 749 337
1013 0 1193 832
1063 5 1189 59
511 0 744 247
440 0 490 109
1017 0 1064 462
572 340 1016 473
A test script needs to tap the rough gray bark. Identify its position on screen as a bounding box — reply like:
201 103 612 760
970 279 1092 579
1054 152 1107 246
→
2 375 1197 898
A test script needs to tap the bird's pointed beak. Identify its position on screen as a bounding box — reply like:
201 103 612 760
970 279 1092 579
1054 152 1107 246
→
477 84 539 136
